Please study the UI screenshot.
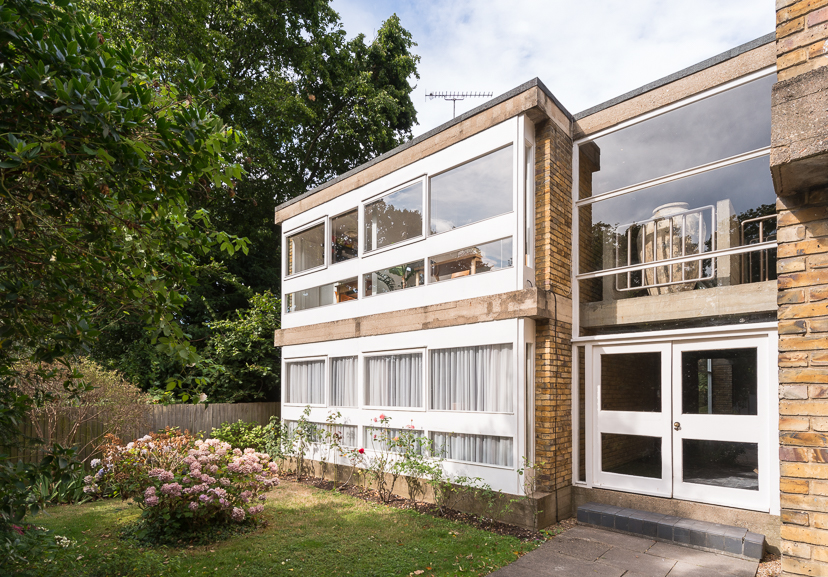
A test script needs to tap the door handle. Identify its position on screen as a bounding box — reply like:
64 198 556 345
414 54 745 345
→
673 422 681 431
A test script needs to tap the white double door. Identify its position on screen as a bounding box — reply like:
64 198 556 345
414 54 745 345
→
592 335 771 511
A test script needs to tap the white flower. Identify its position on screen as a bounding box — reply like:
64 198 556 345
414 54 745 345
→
55 535 77 548
90 458 101 467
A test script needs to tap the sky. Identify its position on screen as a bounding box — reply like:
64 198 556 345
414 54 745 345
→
330 0 775 137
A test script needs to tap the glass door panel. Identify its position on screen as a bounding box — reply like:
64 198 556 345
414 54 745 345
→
671 337 769 511
594 344 672 496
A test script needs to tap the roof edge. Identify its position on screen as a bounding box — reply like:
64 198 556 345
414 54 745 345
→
573 32 776 121
274 78 571 216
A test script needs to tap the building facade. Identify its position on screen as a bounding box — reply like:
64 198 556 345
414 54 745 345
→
274 4 828 574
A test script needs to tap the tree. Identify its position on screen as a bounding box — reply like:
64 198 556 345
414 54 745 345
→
0 0 245 526
83 0 421 397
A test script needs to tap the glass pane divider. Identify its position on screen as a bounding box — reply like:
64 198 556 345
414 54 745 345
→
578 239 775 281
575 147 770 208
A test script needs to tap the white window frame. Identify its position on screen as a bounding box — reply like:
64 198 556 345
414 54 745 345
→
362 348 427 412
427 144 516 237
283 217 328 280
282 355 328 408
329 206 360 268
361 177 427 257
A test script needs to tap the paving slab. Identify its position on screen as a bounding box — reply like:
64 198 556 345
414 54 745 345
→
547 536 611 561
561 526 656 553
598 547 676 577
647 542 758 576
488 547 626 576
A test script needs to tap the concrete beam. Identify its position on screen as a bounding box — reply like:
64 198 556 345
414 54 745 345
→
274 288 573 347
580 281 777 328
771 65 828 196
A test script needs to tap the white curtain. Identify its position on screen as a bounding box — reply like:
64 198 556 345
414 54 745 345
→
431 432 513 467
365 427 423 454
286 360 325 404
430 344 513 412
365 353 422 407
330 357 357 407
326 424 357 447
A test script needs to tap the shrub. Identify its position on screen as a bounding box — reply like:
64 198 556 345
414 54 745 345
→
86 429 279 543
14 359 150 462
210 420 267 453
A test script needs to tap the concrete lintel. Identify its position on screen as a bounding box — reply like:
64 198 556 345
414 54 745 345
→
771 65 828 196
274 288 573 347
580 282 776 328
274 85 570 225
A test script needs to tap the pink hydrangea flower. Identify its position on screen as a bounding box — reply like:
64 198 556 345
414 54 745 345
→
189 502 199 511
231 507 245 522
145 496 159 506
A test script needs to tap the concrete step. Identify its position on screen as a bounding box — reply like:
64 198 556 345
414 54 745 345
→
576 502 765 560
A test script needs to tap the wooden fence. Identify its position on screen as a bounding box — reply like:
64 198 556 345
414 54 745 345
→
7 402 280 464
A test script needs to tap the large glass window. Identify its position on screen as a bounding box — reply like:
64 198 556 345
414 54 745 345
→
431 432 514 467
364 182 423 252
364 260 425 297
331 209 358 263
286 278 358 313
429 146 513 234
430 238 513 283
287 223 325 275
365 353 423 408
590 75 773 195
285 360 325 405
681 348 757 416
330 356 358 407
577 75 777 310
601 352 661 412
430 344 513 412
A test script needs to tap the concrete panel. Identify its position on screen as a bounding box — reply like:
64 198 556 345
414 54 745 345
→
574 43 775 139
275 288 573 346
580 281 776 328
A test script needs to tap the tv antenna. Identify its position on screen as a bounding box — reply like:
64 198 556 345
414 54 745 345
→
426 91 493 119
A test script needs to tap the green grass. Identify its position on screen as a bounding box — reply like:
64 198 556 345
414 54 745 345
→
31 481 540 576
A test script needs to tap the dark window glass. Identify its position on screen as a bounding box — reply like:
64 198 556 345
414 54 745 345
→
364 183 423 252
287 223 325 275
601 433 661 479
331 209 358 263
683 439 758 491
364 260 425 296
600 352 661 412
430 238 512 283
682 348 757 415
587 75 774 195
580 155 776 280
430 146 513 234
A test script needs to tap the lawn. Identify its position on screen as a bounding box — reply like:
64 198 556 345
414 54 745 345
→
30 480 541 577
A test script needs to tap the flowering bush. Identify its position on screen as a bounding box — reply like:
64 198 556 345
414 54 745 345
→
85 429 278 542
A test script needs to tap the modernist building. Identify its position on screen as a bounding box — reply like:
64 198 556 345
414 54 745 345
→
275 4 828 575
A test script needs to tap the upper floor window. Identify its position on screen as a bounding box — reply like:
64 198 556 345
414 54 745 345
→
364 182 423 252
429 145 513 234
287 222 325 276
331 209 358 264
430 237 513 283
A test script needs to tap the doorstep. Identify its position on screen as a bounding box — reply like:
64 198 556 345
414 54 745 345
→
576 502 765 561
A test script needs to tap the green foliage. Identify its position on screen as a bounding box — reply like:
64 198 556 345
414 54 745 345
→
210 420 267 453
84 0 422 397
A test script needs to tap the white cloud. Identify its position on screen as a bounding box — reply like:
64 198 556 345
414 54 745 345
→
331 0 774 136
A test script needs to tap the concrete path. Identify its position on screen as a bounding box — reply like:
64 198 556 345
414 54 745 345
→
490 526 759 577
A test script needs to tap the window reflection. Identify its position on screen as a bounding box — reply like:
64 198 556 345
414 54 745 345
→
287 223 325 275
286 277 358 313
364 183 423 252
590 75 774 195
430 238 513 283
331 209 358 263
364 260 425 296
430 146 513 234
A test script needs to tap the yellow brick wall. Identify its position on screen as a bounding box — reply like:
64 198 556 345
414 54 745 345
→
777 0 828 81
532 118 574 494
